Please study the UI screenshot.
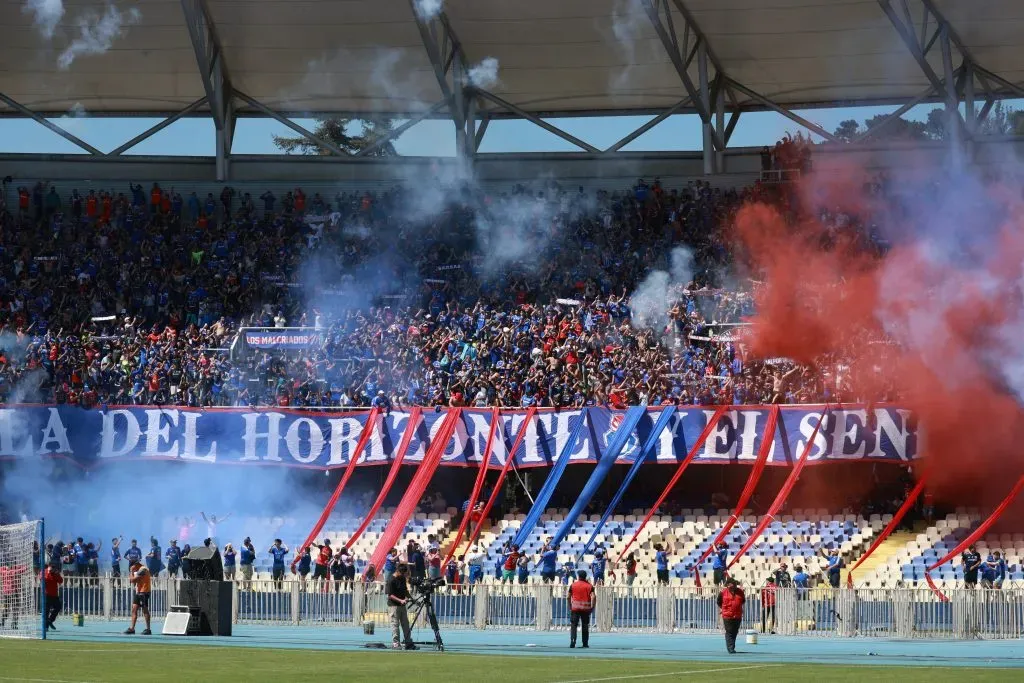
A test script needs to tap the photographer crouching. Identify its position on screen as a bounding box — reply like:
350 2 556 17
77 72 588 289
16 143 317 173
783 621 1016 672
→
387 564 418 651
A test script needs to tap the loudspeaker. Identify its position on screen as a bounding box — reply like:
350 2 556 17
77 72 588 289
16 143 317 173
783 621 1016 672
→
185 545 224 581
177 580 232 636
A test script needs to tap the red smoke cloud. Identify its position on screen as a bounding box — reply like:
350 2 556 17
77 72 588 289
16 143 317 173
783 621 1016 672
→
733 162 1024 508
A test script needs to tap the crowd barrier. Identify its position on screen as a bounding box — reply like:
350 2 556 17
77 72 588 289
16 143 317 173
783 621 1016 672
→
41 577 1024 640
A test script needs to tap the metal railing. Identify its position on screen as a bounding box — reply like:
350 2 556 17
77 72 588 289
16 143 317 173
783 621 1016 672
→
42 577 1024 640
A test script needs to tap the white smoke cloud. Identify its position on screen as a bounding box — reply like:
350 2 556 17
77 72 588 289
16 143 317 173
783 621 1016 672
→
23 0 65 39
57 101 88 133
58 3 141 71
629 246 694 332
607 0 648 93
413 0 443 20
466 57 500 89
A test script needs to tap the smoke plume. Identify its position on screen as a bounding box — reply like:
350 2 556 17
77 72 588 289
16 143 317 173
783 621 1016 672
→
58 3 141 70
466 57 500 89
412 0 443 21
23 0 64 39
629 246 694 332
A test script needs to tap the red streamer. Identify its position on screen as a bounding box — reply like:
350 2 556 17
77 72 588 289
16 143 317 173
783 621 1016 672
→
728 404 831 569
693 405 780 587
343 407 423 550
442 408 499 571
365 409 462 576
846 476 927 588
617 405 730 562
924 473 1024 601
464 407 538 551
296 407 381 553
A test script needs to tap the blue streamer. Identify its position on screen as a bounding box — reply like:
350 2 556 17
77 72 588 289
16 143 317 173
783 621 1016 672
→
550 406 648 548
512 409 589 548
577 406 677 559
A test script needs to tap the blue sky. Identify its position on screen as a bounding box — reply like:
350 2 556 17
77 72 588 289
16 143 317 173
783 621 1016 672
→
0 102 965 157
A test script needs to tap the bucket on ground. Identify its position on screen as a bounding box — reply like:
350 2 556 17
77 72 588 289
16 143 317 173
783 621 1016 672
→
745 628 758 645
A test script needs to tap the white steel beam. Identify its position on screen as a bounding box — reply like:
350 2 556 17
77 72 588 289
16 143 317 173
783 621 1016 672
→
475 90 600 154
108 97 208 156
727 81 839 143
354 101 448 157
181 0 235 179
0 93 102 155
603 98 691 153
234 91 350 158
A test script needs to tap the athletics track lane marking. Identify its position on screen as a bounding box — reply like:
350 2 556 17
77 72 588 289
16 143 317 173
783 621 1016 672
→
550 663 780 683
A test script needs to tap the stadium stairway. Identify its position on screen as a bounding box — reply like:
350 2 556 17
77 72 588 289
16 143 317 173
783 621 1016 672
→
841 528 920 587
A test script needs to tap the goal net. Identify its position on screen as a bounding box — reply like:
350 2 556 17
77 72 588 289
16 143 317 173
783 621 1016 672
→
0 520 41 639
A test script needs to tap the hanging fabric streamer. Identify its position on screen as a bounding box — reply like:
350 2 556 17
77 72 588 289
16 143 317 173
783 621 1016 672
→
442 408 500 570
344 407 423 549
728 404 831 569
365 409 462 576
693 404 779 587
578 406 676 559
847 477 927 588
512 409 590 548
924 473 1024 601
551 407 647 548
297 407 380 552
617 405 730 562
464 408 538 551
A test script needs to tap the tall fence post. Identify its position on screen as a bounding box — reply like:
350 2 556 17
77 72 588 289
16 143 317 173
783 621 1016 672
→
102 576 113 621
536 585 552 631
474 585 489 629
291 582 301 625
597 586 614 632
352 581 365 626
231 582 239 624
656 586 673 633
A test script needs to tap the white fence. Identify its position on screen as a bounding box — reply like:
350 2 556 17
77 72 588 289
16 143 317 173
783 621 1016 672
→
44 577 1024 640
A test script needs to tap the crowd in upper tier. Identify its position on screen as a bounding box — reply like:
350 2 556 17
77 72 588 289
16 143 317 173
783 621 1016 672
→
0 170 897 409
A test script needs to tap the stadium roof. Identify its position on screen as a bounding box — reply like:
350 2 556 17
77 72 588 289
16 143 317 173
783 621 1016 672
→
3 0 1024 119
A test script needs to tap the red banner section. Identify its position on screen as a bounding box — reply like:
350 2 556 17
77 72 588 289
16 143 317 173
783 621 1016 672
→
925 474 1024 601
365 409 462 576
296 407 380 553
617 406 730 562
442 408 499 570
728 405 830 569
847 477 927 587
694 405 780 586
344 407 423 550
464 407 538 551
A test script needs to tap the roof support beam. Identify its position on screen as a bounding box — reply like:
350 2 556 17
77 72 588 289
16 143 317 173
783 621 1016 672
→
234 91 350 157
474 114 490 152
727 80 839 142
408 2 477 164
639 0 724 150
475 90 600 154
0 93 103 155
603 97 690 153
181 0 235 179
354 101 448 157
850 79 943 143
108 97 208 156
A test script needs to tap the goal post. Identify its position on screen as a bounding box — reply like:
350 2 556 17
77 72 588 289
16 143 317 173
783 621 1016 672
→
0 519 44 640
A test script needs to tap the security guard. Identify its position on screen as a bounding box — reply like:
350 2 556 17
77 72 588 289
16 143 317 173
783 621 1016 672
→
568 569 596 649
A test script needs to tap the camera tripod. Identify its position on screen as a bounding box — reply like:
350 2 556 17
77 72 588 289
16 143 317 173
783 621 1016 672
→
408 589 444 652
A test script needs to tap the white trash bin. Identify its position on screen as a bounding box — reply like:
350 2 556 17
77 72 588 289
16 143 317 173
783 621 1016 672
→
745 628 758 645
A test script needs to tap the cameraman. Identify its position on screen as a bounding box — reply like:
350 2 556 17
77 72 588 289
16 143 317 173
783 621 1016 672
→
387 564 417 651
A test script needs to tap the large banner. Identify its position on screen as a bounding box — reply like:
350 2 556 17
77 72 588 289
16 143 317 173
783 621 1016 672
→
0 405 917 470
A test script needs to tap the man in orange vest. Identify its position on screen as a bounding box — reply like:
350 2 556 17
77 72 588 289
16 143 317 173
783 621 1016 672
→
716 577 745 654
568 569 595 649
124 560 152 635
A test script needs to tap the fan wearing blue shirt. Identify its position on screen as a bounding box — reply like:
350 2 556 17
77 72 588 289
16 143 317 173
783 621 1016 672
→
712 541 729 586
793 565 810 600
991 551 1008 589
146 538 162 577
540 546 559 583
981 553 998 589
73 538 88 577
110 537 123 580
165 540 182 578
268 539 289 591
654 544 669 585
591 549 607 585
123 539 142 567
824 549 844 589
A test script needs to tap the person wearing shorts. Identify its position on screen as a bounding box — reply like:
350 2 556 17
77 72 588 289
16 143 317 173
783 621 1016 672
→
124 561 151 635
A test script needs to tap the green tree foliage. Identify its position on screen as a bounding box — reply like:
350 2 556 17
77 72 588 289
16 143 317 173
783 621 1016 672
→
273 117 399 156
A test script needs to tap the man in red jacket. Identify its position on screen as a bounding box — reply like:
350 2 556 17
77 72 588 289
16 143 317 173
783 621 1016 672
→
42 566 64 631
568 570 596 649
716 577 745 654
1 564 28 630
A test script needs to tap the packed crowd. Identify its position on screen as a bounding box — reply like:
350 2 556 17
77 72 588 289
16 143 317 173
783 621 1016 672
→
0 172 891 409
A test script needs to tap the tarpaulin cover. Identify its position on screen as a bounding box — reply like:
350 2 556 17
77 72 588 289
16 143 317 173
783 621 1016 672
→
925 473 1024 601
579 406 677 559
512 409 589 548
464 407 538 551
343 407 422 550
552 406 647 548
848 477 926 587
729 406 830 568
694 405 779 586
365 409 461 575
297 407 380 552
617 405 730 561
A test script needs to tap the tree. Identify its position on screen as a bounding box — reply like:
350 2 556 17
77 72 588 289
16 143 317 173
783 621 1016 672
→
833 119 861 142
273 117 399 156
977 101 1024 137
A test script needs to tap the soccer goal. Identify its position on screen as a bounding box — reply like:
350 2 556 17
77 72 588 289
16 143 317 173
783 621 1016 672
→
0 520 43 639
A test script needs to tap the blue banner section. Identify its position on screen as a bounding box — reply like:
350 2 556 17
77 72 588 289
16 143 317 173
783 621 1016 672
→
0 405 917 470
242 329 321 349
